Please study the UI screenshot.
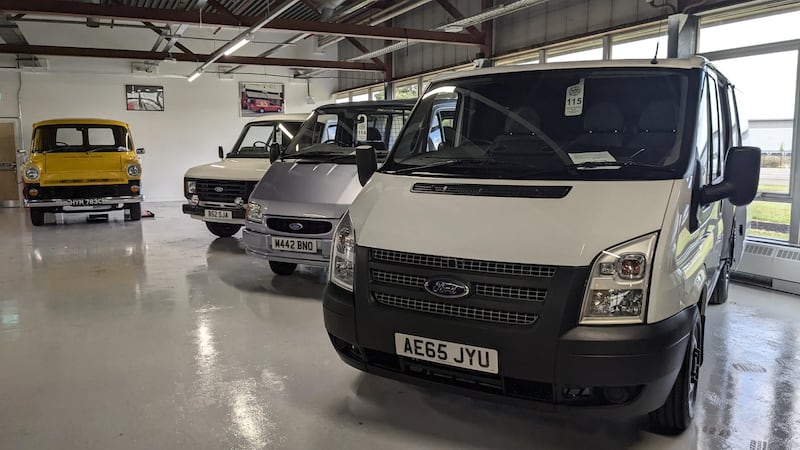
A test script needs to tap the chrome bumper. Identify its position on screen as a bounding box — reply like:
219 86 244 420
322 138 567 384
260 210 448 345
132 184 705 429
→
25 196 142 208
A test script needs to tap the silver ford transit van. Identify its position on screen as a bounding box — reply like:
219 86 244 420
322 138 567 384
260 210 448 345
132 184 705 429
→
323 58 760 434
243 100 414 275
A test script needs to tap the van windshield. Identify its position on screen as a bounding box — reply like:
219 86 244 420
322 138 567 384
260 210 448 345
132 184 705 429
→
229 121 302 158
383 68 700 180
32 125 130 153
282 105 412 162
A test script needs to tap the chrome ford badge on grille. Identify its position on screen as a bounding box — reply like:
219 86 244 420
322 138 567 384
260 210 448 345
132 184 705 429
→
214 186 224 193
289 222 304 231
424 278 470 299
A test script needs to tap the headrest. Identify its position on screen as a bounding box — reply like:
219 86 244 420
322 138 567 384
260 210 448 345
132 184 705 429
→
505 107 541 134
639 100 678 132
584 102 623 133
366 127 382 141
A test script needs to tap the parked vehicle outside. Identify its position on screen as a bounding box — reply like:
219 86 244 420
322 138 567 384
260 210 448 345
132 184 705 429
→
242 100 415 276
182 114 306 237
21 118 145 226
323 57 760 434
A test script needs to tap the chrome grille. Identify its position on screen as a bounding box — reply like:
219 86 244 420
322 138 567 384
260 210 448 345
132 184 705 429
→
371 249 555 278
371 269 547 302
374 292 538 326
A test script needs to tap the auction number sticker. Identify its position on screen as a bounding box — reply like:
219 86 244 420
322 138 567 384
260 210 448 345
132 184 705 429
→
564 79 585 116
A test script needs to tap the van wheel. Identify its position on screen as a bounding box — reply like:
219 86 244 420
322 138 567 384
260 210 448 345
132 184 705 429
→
709 262 729 305
127 203 142 221
30 208 45 226
206 222 241 237
269 261 296 276
649 312 702 435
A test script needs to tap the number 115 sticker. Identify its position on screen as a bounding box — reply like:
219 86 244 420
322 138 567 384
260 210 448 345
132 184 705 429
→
564 79 585 116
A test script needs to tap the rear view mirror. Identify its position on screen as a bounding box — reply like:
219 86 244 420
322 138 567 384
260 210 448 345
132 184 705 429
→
701 146 761 206
268 143 281 163
356 145 377 186
135 147 146 155
218 145 224 159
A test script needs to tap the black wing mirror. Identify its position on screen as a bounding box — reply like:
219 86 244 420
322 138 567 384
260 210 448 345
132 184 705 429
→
218 145 225 159
135 147 146 155
268 143 281 163
356 145 377 186
701 146 761 206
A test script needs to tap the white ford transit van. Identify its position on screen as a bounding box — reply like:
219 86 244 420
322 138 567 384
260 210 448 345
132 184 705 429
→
323 57 760 434
182 115 305 237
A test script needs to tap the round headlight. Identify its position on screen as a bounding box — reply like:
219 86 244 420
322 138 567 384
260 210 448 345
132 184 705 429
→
25 166 40 181
127 164 142 177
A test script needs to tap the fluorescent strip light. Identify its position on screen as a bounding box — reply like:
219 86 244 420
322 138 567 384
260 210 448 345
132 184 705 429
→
224 37 251 56
278 123 294 140
187 71 202 82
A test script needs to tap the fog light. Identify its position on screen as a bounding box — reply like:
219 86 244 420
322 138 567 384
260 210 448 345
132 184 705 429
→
130 184 140 193
603 387 631 404
190 195 199 206
28 188 39 197
234 196 244 208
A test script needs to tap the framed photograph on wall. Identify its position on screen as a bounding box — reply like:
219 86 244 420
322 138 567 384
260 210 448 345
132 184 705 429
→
126 85 164 111
240 82 285 117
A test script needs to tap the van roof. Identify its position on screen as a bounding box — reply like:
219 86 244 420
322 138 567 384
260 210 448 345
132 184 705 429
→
429 56 710 84
246 113 309 124
315 99 417 110
33 118 130 128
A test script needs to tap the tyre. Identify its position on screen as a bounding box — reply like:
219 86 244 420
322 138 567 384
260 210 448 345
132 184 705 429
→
269 261 297 276
30 208 45 226
649 312 702 435
258 108 265 113
709 262 729 305
206 222 241 237
127 203 142 221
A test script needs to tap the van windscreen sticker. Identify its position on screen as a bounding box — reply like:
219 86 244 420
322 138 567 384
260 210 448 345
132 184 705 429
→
564 79 585 116
568 151 616 164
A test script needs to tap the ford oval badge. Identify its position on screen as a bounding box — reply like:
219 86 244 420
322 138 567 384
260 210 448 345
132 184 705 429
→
214 186 224 193
288 222 304 231
424 278 470 299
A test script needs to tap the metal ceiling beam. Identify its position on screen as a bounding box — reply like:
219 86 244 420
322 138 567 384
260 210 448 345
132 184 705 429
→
346 37 385 69
317 0 434 49
0 44 384 71
141 21 197 57
2 0 481 46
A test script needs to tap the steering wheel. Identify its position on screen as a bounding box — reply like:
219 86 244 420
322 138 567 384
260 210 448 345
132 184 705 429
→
55 141 69 147
322 139 338 144
253 140 268 148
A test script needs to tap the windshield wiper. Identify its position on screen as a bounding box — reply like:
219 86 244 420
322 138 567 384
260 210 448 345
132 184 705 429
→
86 146 126 153
388 159 487 175
283 150 341 160
568 160 677 173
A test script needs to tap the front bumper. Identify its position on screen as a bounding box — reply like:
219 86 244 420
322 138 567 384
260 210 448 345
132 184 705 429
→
323 281 694 417
242 228 332 267
181 204 246 224
25 196 141 208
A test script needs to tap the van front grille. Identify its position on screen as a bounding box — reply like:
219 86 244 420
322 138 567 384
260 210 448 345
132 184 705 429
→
371 249 556 278
373 292 538 326
371 269 546 302
267 218 333 235
192 179 254 203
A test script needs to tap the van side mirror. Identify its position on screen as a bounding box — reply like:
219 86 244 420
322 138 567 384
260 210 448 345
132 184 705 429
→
16 148 26 154
700 146 761 206
218 146 224 159
268 143 281 163
356 145 377 186
136 148 146 155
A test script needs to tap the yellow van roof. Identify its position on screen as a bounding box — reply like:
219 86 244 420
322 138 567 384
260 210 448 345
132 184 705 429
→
33 118 130 128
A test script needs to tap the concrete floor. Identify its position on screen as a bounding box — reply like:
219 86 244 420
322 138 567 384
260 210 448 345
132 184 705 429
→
0 203 799 450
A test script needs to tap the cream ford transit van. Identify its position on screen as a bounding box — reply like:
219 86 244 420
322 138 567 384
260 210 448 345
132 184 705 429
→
323 57 760 434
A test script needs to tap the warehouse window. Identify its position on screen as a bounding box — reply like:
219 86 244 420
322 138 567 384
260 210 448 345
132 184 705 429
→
612 33 668 60
547 40 603 62
699 9 800 53
394 82 419 99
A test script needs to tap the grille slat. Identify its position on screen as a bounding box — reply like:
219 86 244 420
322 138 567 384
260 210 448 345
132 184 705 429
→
372 249 555 278
267 218 333 235
374 292 538 326
193 179 252 203
371 269 546 302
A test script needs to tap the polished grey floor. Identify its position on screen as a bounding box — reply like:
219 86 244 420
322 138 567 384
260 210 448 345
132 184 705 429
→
0 203 798 450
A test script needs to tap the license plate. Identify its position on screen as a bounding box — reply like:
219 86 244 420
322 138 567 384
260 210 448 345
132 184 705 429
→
204 209 233 220
394 333 498 374
271 236 317 253
68 198 103 206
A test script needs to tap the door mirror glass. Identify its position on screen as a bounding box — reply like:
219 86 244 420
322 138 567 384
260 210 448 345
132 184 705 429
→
135 147 146 155
268 143 281 163
218 145 224 159
356 145 377 186
701 146 761 206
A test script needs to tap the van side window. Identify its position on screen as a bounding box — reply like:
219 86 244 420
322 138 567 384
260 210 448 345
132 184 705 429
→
695 78 710 186
726 86 741 147
708 75 723 181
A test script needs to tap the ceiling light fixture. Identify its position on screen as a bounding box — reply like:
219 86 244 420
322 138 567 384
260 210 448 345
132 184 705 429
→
187 69 202 82
223 36 251 56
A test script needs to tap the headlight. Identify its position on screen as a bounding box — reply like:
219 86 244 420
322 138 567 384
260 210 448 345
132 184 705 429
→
24 166 40 181
579 232 658 325
186 180 196 194
330 211 356 291
246 202 263 222
127 164 142 177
